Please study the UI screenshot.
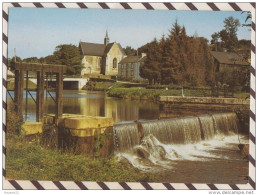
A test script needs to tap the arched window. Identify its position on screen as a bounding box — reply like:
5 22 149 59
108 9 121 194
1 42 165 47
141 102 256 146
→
113 58 117 68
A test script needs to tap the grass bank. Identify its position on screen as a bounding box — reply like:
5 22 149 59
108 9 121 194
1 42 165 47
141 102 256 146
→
107 86 249 101
6 136 156 182
82 81 114 91
7 80 37 91
107 87 214 101
83 80 249 100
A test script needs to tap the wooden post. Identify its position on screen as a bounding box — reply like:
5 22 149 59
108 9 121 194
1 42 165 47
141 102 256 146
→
55 69 63 122
45 72 48 115
14 68 24 120
17 68 24 120
14 70 19 111
25 71 29 121
36 69 44 122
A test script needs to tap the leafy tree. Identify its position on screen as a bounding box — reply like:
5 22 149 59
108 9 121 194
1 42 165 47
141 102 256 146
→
8 56 22 68
44 55 56 64
211 16 240 52
140 39 161 84
140 20 215 87
211 32 223 51
52 44 83 75
222 16 240 51
23 57 39 63
123 46 137 56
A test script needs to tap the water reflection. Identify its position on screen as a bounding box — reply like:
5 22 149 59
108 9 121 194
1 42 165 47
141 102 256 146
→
7 90 160 122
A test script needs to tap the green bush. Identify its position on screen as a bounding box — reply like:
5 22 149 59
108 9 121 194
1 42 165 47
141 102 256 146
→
83 81 114 91
6 103 24 136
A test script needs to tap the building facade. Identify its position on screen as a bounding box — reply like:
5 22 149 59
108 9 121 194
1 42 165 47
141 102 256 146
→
210 51 250 72
79 31 125 76
118 53 146 81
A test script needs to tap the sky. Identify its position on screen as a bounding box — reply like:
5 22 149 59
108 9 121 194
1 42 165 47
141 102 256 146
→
8 8 251 59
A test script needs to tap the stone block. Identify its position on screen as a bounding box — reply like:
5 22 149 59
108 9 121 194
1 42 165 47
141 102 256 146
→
22 122 43 135
63 116 114 129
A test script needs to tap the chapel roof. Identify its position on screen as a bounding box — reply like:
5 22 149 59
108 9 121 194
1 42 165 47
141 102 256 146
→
80 42 106 57
79 41 125 57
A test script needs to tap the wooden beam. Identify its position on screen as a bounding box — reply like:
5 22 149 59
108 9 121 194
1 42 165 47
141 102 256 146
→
55 70 63 122
36 70 44 122
14 62 67 73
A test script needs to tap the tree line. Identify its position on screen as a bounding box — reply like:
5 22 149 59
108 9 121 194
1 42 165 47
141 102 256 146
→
9 16 250 90
139 20 214 87
9 44 83 75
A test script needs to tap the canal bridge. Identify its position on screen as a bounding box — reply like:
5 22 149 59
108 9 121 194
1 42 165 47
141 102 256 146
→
29 77 89 90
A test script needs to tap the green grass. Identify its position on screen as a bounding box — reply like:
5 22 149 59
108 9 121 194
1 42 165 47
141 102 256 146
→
7 80 37 90
6 136 156 182
107 85 250 101
6 102 158 182
107 87 214 101
83 81 114 91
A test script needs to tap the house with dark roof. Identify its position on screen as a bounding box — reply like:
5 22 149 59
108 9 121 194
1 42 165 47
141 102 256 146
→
210 51 250 72
118 53 147 80
79 31 125 76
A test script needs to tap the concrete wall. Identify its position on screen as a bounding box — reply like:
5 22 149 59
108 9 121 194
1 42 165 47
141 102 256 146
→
159 96 250 105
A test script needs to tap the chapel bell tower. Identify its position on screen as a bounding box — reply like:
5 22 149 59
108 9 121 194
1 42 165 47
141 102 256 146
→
104 30 109 46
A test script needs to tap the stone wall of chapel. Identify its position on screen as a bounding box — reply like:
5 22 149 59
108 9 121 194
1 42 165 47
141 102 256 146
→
81 56 101 75
105 43 125 76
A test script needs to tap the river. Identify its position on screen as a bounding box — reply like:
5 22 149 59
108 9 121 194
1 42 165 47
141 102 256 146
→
7 90 160 122
7 90 249 184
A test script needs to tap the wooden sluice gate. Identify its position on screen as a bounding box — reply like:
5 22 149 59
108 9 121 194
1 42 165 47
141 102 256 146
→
11 62 67 123
9 62 114 157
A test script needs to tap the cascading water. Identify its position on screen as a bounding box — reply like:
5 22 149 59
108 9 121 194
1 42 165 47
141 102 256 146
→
212 112 239 134
113 122 139 152
198 114 216 140
141 116 202 144
113 112 243 170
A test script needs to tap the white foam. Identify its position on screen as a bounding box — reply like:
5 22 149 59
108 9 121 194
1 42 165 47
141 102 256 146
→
117 134 248 170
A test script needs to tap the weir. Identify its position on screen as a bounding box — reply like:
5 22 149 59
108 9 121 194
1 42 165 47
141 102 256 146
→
113 122 139 152
113 112 240 153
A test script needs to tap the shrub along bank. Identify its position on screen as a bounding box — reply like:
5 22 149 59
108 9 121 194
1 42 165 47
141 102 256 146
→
82 81 114 91
83 80 249 101
107 87 217 101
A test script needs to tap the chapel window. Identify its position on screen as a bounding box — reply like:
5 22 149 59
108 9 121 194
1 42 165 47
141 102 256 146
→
113 58 117 68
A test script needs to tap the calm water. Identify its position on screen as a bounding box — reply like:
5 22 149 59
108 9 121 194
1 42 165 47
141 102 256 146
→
7 90 160 122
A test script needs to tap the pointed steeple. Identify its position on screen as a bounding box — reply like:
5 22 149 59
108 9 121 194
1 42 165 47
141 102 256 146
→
104 30 109 46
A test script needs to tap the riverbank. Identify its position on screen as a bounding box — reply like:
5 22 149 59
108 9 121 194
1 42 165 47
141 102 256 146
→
6 134 248 183
5 103 157 182
107 87 249 101
82 80 249 101
6 136 156 182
